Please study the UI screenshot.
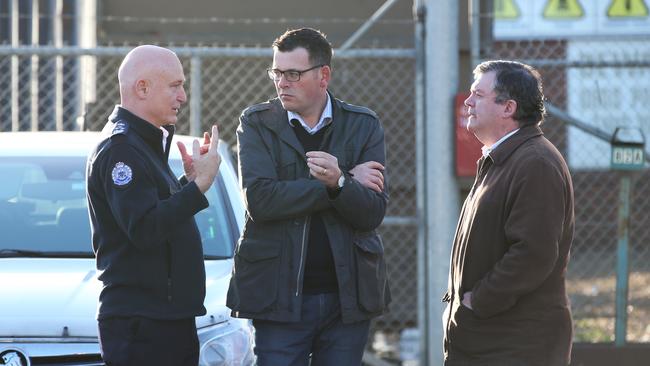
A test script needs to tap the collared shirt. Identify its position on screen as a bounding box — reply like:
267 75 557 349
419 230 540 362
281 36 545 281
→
481 128 520 157
160 126 169 152
287 93 332 135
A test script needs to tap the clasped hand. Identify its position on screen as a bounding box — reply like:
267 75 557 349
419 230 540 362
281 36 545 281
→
306 151 385 193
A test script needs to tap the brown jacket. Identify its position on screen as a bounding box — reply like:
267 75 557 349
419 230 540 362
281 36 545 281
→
444 125 574 366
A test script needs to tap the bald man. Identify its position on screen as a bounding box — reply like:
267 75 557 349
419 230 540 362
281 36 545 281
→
86 45 221 366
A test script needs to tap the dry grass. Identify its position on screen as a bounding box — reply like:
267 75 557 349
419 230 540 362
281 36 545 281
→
568 270 650 342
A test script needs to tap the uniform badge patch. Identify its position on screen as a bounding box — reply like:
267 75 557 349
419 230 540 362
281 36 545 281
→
111 162 133 186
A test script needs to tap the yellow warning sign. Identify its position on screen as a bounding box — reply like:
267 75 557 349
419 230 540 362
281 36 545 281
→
543 0 585 18
494 0 520 19
607 0 649 17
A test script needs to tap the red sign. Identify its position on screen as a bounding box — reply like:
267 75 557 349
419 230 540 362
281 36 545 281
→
455 92 482 177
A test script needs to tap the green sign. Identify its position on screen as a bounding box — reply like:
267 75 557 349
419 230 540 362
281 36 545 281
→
611 146 645 170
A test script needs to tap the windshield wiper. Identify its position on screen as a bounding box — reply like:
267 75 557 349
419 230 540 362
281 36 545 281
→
204 254 233 260
0 249 94 258
0 249 46 258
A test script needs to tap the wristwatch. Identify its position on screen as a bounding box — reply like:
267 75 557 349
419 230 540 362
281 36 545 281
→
337 173 346 189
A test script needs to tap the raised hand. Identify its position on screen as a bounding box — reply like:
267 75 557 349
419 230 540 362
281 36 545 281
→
177 131 211 181
191 125 221 193
350 161 385 193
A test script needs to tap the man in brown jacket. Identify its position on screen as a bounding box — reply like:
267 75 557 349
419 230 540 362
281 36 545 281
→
443 60 574 366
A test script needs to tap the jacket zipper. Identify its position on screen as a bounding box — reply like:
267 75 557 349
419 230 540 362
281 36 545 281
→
295 144 316 297
166 239 172 303
295 216 310 296
167 278 172 302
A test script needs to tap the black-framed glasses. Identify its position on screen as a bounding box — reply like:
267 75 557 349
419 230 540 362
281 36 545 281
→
266 64 324 82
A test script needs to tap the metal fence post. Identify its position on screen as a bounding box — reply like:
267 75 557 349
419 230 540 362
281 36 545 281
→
30 0 40 131
10 0 19 132
423 1 460 364
469 0 481 68
414 0 427 364
190 55 202 137
53 0 64 131
615 173 631 346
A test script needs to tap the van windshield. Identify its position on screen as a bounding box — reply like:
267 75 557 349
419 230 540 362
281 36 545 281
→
0 157 235 259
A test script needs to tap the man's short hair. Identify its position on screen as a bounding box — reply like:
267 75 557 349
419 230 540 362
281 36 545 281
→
272 28 333 67
474 60 546 126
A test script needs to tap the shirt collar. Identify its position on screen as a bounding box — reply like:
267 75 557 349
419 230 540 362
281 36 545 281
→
160 126 169 152
287 93 332 135
482 128 520 157
108 105 175 159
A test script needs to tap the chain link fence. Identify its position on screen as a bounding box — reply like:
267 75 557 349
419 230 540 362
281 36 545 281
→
3 32 648 365
0 45 418 362
487 37 650 343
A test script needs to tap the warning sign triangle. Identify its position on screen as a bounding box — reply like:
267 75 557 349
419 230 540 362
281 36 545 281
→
543 0 585 18
494 0 520 19
607 0 649 17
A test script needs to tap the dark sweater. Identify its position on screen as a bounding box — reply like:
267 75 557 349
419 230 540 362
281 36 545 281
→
290 120 338 294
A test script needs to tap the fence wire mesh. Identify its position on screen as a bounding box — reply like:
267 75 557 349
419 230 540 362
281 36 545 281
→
487 37 650 343
0 47 418 361
2 32 649 363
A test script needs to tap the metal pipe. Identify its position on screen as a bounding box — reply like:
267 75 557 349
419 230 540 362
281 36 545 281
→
413 0 427 364
11 0 19 131
424 0 460 364
615 174 631 346
470 0 481 68
75 0 97 131
31 0 40 131
545 102 612 142
545 102 650 163
339 0 401 50
521 59 650 68
382 216 418 226
53 0 64 131
0 46 414 59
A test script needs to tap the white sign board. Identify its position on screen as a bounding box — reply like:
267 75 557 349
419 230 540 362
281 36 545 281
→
567 39 650 169
494 0 650 39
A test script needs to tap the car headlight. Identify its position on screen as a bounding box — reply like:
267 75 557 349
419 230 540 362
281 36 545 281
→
198 318 256 366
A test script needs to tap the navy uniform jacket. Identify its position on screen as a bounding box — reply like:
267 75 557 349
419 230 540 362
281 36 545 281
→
86 106 209 320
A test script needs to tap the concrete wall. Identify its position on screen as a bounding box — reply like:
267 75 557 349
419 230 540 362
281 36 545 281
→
97 0 414 47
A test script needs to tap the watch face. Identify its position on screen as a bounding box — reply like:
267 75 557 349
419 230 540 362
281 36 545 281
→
338 174 345 188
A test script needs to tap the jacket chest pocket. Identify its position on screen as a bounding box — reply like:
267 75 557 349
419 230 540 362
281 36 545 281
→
277 149 304 180
278 161 298 180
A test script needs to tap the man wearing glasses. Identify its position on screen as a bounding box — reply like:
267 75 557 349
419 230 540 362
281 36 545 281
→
226 28 390 365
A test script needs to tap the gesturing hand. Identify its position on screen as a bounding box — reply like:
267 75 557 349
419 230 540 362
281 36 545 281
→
350 161 385 193
188 125 221 193
177 131 210 182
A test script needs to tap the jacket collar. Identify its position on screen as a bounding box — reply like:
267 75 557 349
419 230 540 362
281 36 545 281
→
488 124 543 166
287 92 333 133
108 106 175 160
265 91 339 156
